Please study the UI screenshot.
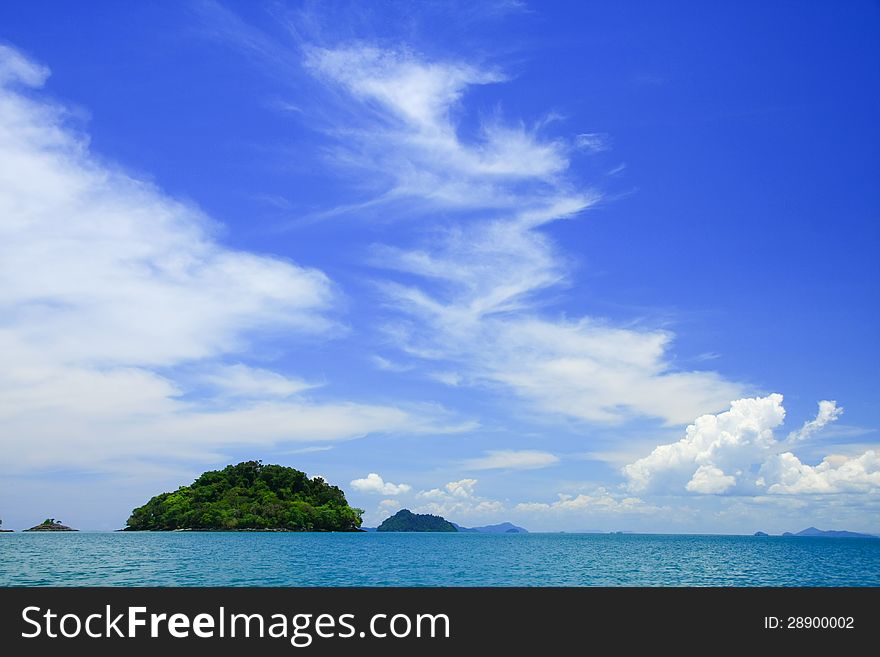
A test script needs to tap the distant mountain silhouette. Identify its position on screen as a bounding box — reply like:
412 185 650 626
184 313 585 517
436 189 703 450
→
451 522 528 534
771 526 877 539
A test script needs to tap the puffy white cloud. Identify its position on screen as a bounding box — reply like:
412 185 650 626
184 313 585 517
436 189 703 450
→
414 478 502 519
623 394 874 496
760 451 880 494
418 478 478 500
350 473 412 496
624 394 786 494
0 45 468 474
464 449 559 470
685 465 737 494
515 488 651 513
788 400 843 442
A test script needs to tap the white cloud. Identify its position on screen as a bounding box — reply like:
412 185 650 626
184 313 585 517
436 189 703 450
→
464 449 559 470
623 393 873 496
384 301 744 424
375 498 403 519
413 478 503 519
788 400 843 442
685 465 737 494
418 478 478 500
624 394 786 494
303 44 745 426
370 355 413 372
574 132 610 152
0 45 468 474
305 45 569 192
193 364 318 398
515 488 651 513
759 451 880 494
0 44 49 86
350 473 412 496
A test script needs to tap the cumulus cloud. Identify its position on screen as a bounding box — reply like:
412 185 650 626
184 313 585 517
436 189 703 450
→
350 473 412 496
418 478 478 500
622 394 873 496
414 478 502 519
759 451 880 494
464 449 559 470
515 488 651 513
0 44 467 474
788 400 843 442
624 394 786 494
685 465 737 494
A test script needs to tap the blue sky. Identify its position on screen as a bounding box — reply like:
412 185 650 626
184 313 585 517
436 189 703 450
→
0 1 878 532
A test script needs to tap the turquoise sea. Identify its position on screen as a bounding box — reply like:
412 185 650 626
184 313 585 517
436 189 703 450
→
2 532 879 586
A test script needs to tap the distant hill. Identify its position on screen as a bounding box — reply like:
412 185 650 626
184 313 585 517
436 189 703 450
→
788 526 876 539
753 531 770 537
24 519 77 532
452 522 528 534
377 509 457 532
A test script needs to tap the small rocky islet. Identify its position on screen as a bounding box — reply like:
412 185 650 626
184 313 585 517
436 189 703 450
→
23 519 78 532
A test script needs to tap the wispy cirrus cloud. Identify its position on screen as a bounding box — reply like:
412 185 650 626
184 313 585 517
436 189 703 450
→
302 43 745 426
304 44 575 212
0 44 469 475
464 450 560 471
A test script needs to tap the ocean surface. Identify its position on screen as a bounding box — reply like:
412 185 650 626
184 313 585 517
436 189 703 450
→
2 532 879 586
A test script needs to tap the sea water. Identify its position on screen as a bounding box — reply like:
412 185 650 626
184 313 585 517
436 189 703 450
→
1 532 878 586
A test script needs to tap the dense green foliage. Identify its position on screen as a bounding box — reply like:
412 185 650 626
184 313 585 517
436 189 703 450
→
377 509 458 532
125 461 363 531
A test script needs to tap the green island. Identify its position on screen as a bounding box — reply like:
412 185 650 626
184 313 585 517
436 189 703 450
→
124 461 363 532
377 509 458 532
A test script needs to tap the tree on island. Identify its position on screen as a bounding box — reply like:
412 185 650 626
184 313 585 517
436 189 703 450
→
125 461 364 532
41 518 63 526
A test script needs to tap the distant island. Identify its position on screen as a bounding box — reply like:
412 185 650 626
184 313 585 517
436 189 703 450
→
452 522 528 534
24 519 77 532
374 511 528 533
0 518 13 532
124 461 363 532
755 526 877 539
783 526 877 539
377 509 457 532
